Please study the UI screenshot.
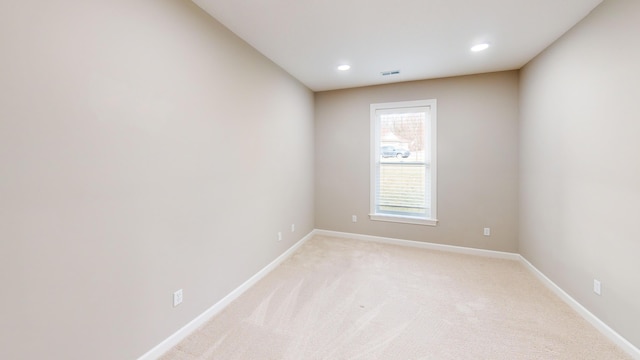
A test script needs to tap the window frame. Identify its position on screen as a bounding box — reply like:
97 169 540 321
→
369 99 438 226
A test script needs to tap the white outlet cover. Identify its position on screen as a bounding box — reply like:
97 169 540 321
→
483 228 491 236
352 215 357 222
173 289 183 307
593 279 601 295
291 224 295 232
278 232 282 241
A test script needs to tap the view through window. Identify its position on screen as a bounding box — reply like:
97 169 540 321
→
370 100 437 226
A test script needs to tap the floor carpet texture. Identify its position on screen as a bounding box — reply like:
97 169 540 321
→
162 235 630 359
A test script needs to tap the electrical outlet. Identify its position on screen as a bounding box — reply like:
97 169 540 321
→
278 232 282 241
483 227 491 236
593 279 601 295
173 289 183 307
352 215 357 223
291 224 295 232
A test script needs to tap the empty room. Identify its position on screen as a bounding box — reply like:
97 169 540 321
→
1 0 638 359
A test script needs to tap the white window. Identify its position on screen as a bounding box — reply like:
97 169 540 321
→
370 99 437 226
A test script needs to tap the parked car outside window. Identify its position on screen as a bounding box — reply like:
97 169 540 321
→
381 145 410 158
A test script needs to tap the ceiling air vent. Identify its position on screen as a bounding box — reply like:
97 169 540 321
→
381 70 400 76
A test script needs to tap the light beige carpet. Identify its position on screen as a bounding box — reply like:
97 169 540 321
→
162 235 630 359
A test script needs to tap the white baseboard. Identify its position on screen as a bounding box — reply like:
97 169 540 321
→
312 229 521 260
137 231 314 360
519 256 640 360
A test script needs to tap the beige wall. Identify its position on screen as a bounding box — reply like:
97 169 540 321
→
520 0 640 349
0 1 314 359
315 72 519 252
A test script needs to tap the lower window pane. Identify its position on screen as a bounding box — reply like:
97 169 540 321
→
377 163 429 217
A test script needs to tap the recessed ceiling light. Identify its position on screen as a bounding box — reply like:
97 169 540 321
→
337 64 351 71
471 43 490 52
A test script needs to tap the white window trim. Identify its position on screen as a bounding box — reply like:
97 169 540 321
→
369 99 438 226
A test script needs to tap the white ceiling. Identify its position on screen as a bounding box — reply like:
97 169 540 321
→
192 0 602 92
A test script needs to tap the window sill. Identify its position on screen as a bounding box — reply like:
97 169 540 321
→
369 214 438 226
